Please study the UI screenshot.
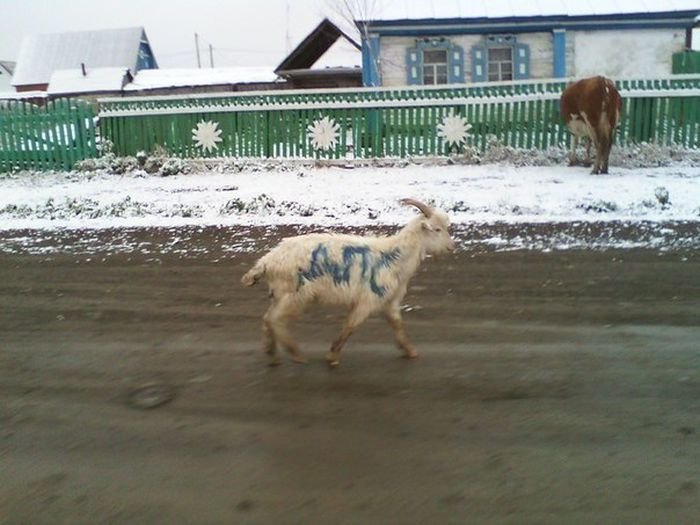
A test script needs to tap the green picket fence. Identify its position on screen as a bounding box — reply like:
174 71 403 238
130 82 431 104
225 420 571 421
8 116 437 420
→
99 75 700 160
0 98 98 172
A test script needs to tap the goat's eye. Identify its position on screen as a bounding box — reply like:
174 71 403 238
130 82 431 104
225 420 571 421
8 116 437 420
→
435 228 442 233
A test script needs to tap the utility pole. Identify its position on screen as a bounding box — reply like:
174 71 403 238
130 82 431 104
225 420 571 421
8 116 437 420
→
195 32 202 68
209 44 214 68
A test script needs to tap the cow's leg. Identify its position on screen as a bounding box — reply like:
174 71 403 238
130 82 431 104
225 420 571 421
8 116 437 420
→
591 136 604 175
266 293 306 365
384 302 417 359
583 137 593 167
601 133 613 174
326 304 372 367
568 135 579 166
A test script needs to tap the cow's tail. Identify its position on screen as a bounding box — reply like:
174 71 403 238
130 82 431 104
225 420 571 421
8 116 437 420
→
241 259 266 287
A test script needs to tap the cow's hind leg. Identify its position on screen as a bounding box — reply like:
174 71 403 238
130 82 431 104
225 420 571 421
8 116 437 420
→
583 137 593 167
591 137 604 175
568 135 579 166
326 304 372 368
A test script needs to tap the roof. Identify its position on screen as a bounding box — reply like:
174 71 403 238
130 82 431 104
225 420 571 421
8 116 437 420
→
276 18 361 74
367 0 700 22
0 90 47 101
124 67 280 91
12 27 150 87
47 67 132 95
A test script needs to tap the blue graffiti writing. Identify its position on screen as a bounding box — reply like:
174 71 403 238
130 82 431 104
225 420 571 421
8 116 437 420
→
297 244 401 297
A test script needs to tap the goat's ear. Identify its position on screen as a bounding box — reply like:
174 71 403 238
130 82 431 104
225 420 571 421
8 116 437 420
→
421 220 434 232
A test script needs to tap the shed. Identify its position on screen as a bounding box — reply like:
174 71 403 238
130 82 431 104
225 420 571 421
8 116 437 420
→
275 18 362 88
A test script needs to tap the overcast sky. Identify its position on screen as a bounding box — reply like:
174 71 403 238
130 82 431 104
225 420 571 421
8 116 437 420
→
0 0 345 68
1 0 698 69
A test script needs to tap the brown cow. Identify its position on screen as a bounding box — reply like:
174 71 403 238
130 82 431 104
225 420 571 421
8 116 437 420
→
560 75 622 175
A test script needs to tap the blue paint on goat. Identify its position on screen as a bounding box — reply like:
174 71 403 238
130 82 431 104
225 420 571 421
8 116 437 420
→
297 243 401 297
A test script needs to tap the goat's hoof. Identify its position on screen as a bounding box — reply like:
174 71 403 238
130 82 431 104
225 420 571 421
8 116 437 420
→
291 355 307 364
325 352 340 368
404 350 418 360
267 356 282 367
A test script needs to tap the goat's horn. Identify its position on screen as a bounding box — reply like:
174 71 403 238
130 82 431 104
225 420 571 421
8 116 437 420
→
400 198 433 218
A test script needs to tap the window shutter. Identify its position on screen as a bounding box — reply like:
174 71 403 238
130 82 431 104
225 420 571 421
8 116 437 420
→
448 45 464 84
471 45 487 82
514 43 531 79
406 47 422 85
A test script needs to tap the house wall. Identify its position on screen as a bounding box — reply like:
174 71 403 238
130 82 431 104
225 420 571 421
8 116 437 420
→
377 27 687 86
571 29 686 77
380 32 554 86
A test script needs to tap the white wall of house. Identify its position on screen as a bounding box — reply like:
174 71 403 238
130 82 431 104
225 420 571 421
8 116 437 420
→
571 29 686 77
377 27 687 86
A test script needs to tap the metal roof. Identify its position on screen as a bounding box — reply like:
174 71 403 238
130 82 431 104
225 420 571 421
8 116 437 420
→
12 27 149 87
366 0 700 22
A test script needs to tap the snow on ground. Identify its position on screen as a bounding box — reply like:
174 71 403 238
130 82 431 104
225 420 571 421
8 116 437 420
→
1 163 698 229
0 151 699 255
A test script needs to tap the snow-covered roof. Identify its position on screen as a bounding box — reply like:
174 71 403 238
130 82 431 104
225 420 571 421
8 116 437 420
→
12 27 147 87
47 67 131 95
124 67 279 91
0 90 47 100
369 0 700 21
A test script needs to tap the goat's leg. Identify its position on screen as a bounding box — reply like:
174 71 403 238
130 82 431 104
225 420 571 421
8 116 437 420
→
266 294 306 365
262 307 280 366
326 304 372 368
384 303 417 359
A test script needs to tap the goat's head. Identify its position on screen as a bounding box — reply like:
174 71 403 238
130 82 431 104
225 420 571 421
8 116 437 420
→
400 198 455 254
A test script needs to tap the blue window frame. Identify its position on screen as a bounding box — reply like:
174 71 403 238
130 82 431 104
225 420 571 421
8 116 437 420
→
472 35 530 82
406 38 464 86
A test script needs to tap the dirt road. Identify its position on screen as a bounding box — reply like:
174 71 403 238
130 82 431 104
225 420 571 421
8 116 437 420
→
1 228 699 524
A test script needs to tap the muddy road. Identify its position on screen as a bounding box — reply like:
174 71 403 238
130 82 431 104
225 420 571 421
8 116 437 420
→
1 227 699 524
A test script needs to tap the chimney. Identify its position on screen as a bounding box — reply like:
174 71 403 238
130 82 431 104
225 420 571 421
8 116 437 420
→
81 63 87 76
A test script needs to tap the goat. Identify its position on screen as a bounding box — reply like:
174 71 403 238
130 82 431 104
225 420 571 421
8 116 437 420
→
241 199 455 367
560 75 622 174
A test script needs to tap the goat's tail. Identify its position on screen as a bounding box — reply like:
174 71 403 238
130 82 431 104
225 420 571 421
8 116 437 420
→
241 260 266 287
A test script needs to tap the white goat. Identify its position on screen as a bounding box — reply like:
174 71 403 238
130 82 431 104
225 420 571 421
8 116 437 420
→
241 199 455 367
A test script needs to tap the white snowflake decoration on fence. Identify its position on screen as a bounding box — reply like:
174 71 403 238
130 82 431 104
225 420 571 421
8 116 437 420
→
307 116 340 151
192 120 223 153
437 114 473 147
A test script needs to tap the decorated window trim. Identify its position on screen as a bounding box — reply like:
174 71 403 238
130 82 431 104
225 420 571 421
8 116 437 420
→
472 34 530 83
406 37 464 86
